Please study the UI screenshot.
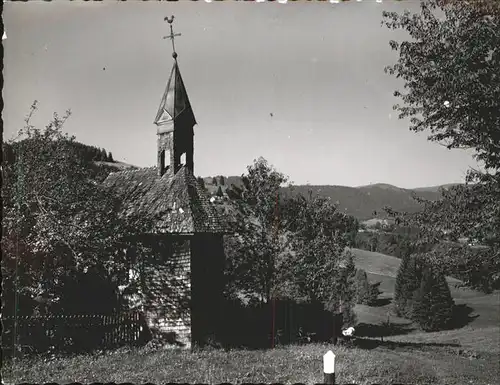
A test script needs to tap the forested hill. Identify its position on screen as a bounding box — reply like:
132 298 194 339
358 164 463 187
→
3 140 115 164
65 141 115 163
288 183 443 220
2 140 138 181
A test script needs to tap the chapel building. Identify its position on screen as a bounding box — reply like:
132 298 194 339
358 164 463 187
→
103 19 228 348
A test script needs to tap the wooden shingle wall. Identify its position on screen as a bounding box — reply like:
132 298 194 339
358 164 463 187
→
141 238 192 348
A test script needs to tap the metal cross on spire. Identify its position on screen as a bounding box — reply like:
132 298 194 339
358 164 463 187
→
164 15 181 60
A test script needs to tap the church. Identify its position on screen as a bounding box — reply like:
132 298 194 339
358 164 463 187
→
103 17 228 349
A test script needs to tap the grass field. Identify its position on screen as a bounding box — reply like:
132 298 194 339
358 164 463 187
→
3 333 498 385
3 248 499 384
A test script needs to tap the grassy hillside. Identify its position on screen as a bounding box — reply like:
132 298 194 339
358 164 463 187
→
352 247 499 384
351 248 404 278
351 248 499 343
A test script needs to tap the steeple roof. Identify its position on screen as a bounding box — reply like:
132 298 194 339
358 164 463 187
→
154 60 197 131
103 16 229 236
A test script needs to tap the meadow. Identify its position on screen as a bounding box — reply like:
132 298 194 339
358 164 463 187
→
3 248 499 385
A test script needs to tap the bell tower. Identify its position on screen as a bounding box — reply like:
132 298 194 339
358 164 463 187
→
154 16 196 177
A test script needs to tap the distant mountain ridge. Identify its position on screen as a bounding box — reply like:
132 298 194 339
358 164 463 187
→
88 150 457 221
205 176 459 221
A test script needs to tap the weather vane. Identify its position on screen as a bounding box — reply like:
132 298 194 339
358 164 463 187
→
164 15 181 59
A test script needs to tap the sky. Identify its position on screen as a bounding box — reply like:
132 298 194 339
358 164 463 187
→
3 0 479 188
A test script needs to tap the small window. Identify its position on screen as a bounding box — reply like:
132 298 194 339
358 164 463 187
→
160 149 171 173
165 150 171 165
160 150 165 171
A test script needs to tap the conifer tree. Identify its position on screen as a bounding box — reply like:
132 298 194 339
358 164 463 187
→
412 266 454 331
108 152 114 162
92 147 100 161
355 268 381 306
355 269 371 304
405 254 425 317
197 177 206 191
395 253 423 317
369 282 382 305
431 269 455 328
212 177 217 186
412 267 434 329
394 252 410 315
216 185 223 197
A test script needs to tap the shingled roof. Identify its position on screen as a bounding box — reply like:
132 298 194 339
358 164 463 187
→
103 166 228 234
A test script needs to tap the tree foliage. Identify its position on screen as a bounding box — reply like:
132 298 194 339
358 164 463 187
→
383 0 500 291
333 249 357 327
282 192 358 316
223 157 290 303
383 0 500 168
223 158 359 322
354 227 417 259
2 101 153 318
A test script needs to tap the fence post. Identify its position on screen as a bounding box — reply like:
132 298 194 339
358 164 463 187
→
323 350 335 385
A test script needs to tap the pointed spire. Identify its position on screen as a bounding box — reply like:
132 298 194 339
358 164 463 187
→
154 63 196 129
154 16 196 130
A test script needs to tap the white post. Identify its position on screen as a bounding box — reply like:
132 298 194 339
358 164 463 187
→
323 350 335 384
